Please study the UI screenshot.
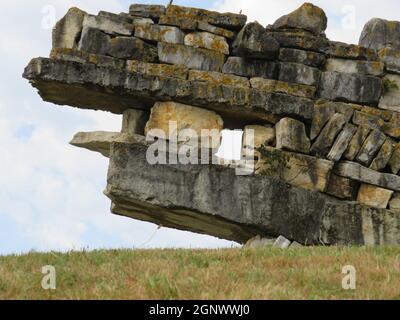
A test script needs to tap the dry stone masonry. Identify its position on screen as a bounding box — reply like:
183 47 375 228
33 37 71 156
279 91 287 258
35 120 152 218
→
23 3 400 246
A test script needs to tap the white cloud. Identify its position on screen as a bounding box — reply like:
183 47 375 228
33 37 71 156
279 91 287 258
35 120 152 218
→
213 0 400 44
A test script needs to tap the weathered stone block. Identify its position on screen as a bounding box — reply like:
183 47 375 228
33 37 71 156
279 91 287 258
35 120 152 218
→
78 27 110 56
272 3 327 36
165 5 247 30
264 93 314 121
256 147 333 192
370 139 396 172
310 103 335 141
389 193 400 211
356 130 386 167
344 125 371 161
359 18 400 51
126 60 188 79
335 161 400 192
276 118 310 154
158 43 226 72
197 21 235 39
232 22 280 60
327 123 357 162
52 7 87 49
388 144 400 174
122 109 149 136
352 111 385 131
129 4 166 20
325 58 384 77
319 71 382 105
268 31 329 53
222 57 278 79
310 113 347 157
70 131 121 157
279 62 320 86
279 48 326 68
98 11 135 24
326 41 378 61
244 236 275 249
158 15 198 30
379 74 400 112
326 174 358 200
250 78 316 99
357 184 393 209
189 70 249 87
82 14 133 36
184 32 229 54
242 125 275 158
134 24 185 44
379 48 400 74
273 236 291 248
144 101 223 146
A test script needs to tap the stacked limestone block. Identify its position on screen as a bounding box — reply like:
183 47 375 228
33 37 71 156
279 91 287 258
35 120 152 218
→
23 3 400 245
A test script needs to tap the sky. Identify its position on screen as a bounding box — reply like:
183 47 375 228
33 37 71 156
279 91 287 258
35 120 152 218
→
0 0 399 255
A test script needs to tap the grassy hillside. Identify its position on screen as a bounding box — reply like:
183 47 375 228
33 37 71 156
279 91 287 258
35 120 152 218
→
0 247 399 300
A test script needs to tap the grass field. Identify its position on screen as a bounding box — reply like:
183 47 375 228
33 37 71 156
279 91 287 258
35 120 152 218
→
0 247 399 300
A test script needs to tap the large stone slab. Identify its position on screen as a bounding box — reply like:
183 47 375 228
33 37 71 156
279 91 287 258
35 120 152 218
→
232 22 280 60
70 131 121 157
344 125 371 161
275 118 310 154
126 60 188 79
326 41 378 61
129 4 166 20
319 71 383 106
134 24 185 44
264 93 314 122
222 57 278 79
327 123 357 162
158 43 226 72
267 31 329 53
325 58 384 77
279 62 320 86
310 103 335 141
52 7 87 50
335 161 400 192
379 48 400 74
352 111 385 131
356 130 386 167
250 78 316 99
256 147 333 192
379 74 400 112
388 144 400 174
82 14 133 36
357 184 393 209
310 113 347 157
122 109 149 136
272 3 327 36
197 21 235 39
105 141 400 245
359 18 400 51
326 174 358 200
184 32 229 54
369 139 396 172
189 70 249 88
279 48 326 68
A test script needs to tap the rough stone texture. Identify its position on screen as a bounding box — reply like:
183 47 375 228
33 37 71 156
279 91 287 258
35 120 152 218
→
369 139 396 172
356 130 387 167
359 18 400 51
82 14 133 36
78 28 158 61
184 32 229 54
344 125 371 161
122 109 149 135
256 147 333 193
325 58 384 77
98 11 136 24
379 74 400 112
272 3 327 36
319 72 383 106
232 22 280 60
327 123 357 162
310 113 347 157
144 101 223 145
279 48 326 68
250 78 316 99
326 41 378 61
276 118 310 154
310 103 335 140
379 48 400 74
165 5 247 31
158 15 198 30
273 236 291 248
189 70 249 87
357 184 394 209
279 62 320 86
268 31 329 53
129 4 166 20
242 125 275 158
126 60 188 79
352 111 385 131
52 7 87 50
134 24 185 44
197 21 235 39
70 131 121 157
326 174 358 200
335 161 400 192
158 43 226 72
389 193 400 211
388 144 400 174
264 93 314 122
222 57 278 79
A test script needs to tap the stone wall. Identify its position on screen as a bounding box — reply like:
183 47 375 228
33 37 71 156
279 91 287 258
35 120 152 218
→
23 3 400 245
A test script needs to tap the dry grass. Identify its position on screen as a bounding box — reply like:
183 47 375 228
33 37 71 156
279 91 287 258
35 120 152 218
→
0 247 399 300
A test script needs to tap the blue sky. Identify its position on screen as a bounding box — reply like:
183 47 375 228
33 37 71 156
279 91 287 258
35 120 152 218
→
0 0 399 255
